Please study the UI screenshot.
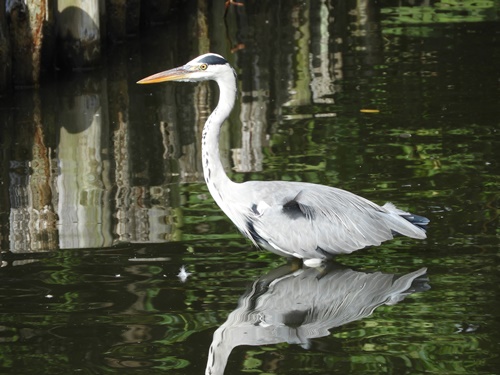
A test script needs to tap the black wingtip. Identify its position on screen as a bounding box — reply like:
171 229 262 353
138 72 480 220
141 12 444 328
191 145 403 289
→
402 214 430 229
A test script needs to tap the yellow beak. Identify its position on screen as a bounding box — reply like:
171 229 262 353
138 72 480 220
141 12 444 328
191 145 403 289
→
136 67 189 84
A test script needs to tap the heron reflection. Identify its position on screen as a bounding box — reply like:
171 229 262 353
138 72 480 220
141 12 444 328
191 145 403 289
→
206 261 429 375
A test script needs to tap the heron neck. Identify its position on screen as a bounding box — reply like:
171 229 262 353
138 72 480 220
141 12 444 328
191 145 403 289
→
201 73 238 206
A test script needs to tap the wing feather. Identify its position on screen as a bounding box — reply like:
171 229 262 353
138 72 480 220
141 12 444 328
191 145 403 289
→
237 181 426 259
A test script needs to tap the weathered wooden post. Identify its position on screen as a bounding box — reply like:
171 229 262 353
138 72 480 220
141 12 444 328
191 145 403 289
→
57 0 101 70
0 0 11 93
5 89 59 252
106 0 141 42
126 0 141 35
6 0 50 87
106 0 126 41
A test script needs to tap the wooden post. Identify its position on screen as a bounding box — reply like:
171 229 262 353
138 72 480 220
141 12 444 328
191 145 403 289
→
106 0 126 42
7 0 48 87
126 0 141 35
104 0 143 41
148 0 172 24
5 89 58 252
57 0 101 70
0 0 11 93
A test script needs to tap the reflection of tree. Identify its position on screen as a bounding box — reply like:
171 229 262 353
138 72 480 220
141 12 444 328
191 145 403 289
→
206 261 429 375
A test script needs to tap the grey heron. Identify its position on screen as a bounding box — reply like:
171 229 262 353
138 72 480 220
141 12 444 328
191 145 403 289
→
138 53 429 266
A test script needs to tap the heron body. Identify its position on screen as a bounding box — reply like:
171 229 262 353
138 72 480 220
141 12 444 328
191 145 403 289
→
138 53 428 263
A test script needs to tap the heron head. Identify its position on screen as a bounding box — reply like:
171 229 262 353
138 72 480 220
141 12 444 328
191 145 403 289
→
137 53 232 84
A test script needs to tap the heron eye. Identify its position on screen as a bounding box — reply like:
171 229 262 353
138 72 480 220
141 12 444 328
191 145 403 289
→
200 63 208 70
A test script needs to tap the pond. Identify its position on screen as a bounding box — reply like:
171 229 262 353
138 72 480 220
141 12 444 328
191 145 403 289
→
0 1 499 374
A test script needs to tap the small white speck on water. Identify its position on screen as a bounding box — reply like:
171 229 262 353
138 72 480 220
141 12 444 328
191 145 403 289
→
177 265 192 283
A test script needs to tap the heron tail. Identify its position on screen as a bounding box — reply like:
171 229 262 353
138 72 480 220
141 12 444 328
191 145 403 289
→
382 202 429 239
400 213 430 229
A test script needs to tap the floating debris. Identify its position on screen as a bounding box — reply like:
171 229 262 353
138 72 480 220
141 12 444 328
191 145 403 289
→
128 257 171 262
177 265 192 283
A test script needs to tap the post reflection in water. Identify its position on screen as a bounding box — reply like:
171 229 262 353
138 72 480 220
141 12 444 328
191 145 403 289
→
206 261 429 375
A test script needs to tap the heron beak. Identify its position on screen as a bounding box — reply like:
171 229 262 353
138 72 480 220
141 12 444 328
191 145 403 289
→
136 66 190 84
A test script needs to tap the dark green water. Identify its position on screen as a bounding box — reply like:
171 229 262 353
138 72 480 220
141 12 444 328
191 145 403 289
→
0 1 499 374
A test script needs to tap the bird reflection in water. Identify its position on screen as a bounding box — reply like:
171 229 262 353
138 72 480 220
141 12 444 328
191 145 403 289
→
205 261 429 375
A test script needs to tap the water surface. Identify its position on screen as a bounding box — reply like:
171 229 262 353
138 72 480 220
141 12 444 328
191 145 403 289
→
0 1 499 374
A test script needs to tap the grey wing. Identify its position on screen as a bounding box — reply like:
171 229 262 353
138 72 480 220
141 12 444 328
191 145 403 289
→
249 184 426 259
